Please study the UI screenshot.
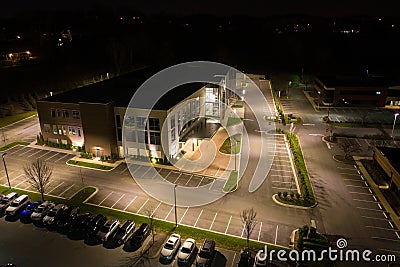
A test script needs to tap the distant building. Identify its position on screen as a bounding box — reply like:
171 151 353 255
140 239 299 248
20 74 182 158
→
373 146 400 191
314 75 400 108
37 67 228 160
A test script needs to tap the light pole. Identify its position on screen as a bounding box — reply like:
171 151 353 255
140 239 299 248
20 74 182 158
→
391 113 399 140
2 153 11 189
174 184 178 227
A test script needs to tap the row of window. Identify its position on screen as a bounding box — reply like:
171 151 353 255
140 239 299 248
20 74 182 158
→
43 124 81 137
51 109 80 119
119 129 161 145
121 115 160 131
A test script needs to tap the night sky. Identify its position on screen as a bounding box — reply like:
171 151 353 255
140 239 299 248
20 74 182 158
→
2 0 399 18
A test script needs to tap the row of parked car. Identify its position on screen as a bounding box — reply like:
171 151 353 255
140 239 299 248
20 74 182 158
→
0 192 151 249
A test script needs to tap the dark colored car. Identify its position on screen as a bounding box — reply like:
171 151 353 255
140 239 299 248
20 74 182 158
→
113 220 136 245
85 214 107 237
42 203 68 226
56 206 80 229
196 239 216 267
129 223 151 248
69 212 93 233
237 249 251 267
20 200 42 219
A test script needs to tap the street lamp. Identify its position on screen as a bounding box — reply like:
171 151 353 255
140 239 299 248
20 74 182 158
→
2 153 11 189
391 113 399 140
174 184 178 227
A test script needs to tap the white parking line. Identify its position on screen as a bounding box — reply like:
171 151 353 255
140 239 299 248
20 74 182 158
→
340 173 360 176
366 226 398 231
364 181 369 187
241 224 245 238
225 216 232 234
179 207 189 224
37 151 52 159
378 203 383 210
396 232 400 239
10 173 24 182
361 216 391 221
151 202 162 217
344 178 364 182
97 191 113 206
19 148 34 156
349 191 374 195
124 196 137 211
353 199 378 203
272 186 292 190
54 153 69 163
369 188 373 194
272 180 294 184
137 198 149 214
389 221 394 229
209 213 218 230
111 193 126 208
174 173 182 184
185 175 193 186
274 225 279 245
258 222 262 241
194 209 203 227
58 184 75 197
346 184 368 188
214 168 221 177
8 146 27 155
47 181 65 194
383 212 388 219
208 180 216 190
119 167 128 174
356 207 383 212
14 179 28 188
165 206 174 220
44 152 59 161
197 177 204 187
337 167 355 170
27 149 43 158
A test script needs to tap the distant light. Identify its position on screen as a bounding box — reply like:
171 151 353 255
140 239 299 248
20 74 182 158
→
95 146 101 150
376 91 381 95
8 53 12 58
378 18 382 21
392 24 395 28
26 51 31 55
242 89 246 94
16 35 21 39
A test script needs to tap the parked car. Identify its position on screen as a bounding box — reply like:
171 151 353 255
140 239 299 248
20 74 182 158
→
69 212 93 233
0 194 4 201
253 250 267 267
5 194 30 217
237 249 251 267
0 192 18 213
160 233 181 263
85 214 107 237
20 200 42 219
113 220 135 245
97 218 120 242
56 206 80 229
129 223 151 248
196 239 215 267
31 201 55 221
177 238 196 266
42 203 68 226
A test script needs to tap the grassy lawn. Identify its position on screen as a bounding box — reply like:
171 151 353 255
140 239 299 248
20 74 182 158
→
223 171 237 192
231 104 243 108
0 141 30 151
226 117 243 126
219 134 241 154
0 111 37 128
0 185 288 255
67 160 113 170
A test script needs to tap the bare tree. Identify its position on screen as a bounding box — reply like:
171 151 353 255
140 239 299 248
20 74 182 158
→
338 138 361 160
24 159 53 201
240 208 257 249
145 205 156 246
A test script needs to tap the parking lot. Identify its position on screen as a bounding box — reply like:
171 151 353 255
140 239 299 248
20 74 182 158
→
336 161 400 245
325 107 394 124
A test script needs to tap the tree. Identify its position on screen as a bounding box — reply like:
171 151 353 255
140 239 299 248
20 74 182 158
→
23 159 53 201
240 208 257 249
145 205 156 245
338 138 361 160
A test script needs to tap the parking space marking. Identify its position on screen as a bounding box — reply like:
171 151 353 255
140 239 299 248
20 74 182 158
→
137 198 149 214
357 207 384 212
184 175 193 186
209 212 218 230
194 209 203 227
337 167 355 170
258 222 262 241
8 146 27 155
19 148 34 156
97 191 113 206
397 232 400 239
389 221 394 229
179 207 189 224
165 206 174 220
152 202 162 217
361 216 392 221
344 178 363 182
44 152 59 161
174 172 182 184
124 196 137 211
349 191 374 196
47 181 65 194
10 173 24 182
353 199 378 204
197 177 204 187
14 178 28 188
272 186 293 190
208 180 216 190
340 173 361 176
37 151 52 159
111 194 126 208
274 225 279 244
27 149 43 158
346 184 367 188
225 216 232 234
54 153 69 163
119 167 128 174
366 226 398 231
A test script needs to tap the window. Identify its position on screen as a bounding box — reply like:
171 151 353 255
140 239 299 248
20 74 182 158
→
125 129 136 142
137 131 146 143
116 115 122 128
124 116 135 127
148 118 160 131
77 127 81 137
62 110 69 118
62 126 67 135
117 128 122 141
53 125 58 134
51 109 56 118
57 110 61 117
171 128 176 142
44 124 51 133
149 132 161 145
58 125 62 135
137 117 147 129
72 110 80 119
68 126 76 135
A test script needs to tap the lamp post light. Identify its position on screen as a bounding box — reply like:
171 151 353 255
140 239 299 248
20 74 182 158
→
174 184 178 227
391 113 399 140
2 153 11 189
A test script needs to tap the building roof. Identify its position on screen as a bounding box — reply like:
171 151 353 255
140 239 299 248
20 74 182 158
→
376 146 400 172
317 75 394 88
39 66 205 110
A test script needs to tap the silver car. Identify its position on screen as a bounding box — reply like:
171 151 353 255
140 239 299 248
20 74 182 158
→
160 233 181 263
97 218 120 242
177 238 196 266
31 201 55 221
43 203 67 226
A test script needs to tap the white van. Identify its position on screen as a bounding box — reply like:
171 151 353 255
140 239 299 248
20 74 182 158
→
0 192 19 213
6 194 30 216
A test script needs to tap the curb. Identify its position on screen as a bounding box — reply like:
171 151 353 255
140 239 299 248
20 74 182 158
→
81 187 99 203
272 194 318 210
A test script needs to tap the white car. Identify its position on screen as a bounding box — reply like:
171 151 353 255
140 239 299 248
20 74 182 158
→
97 218 120 242
177 238 196 265
5 194 30 217
160 233 181 263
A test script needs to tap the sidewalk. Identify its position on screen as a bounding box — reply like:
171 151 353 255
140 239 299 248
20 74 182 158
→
29 141 80 156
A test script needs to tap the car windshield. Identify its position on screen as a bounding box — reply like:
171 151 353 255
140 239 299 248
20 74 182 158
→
181 247 191 253
0 199 8 204
164 243 174 250
11 202 20 207
199 251 210 258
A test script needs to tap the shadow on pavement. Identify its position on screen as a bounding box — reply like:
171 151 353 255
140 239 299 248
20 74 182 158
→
212 251 227 267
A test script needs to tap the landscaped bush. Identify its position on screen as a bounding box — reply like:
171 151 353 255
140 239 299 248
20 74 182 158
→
80 151 93 159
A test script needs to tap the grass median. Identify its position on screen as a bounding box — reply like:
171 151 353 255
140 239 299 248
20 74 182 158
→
0 141 30 152
67 159 113 170
223 171 238 192
0 111 37 128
